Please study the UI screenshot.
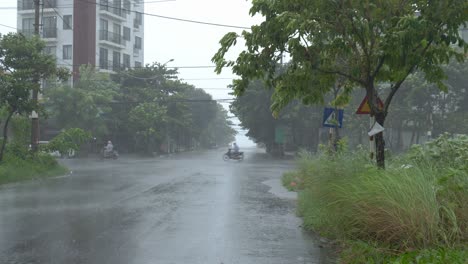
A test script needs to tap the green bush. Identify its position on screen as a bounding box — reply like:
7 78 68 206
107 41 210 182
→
5 141 32 160
407 133 468 170
33 152 58 167
339 241 468 264
282 171 305 191
285 134 468 262
44 128 92 156
0 143 67 185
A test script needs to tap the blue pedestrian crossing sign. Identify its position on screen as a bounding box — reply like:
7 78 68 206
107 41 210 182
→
323 108 344 128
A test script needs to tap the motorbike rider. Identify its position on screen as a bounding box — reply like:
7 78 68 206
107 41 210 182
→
232 142 240 155
104 140 114 156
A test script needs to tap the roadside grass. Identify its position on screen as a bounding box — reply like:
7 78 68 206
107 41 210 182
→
0 153 68 185
339 240 468 263
283 135 468 263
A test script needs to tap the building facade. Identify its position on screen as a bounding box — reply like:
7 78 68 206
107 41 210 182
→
17 0 144 77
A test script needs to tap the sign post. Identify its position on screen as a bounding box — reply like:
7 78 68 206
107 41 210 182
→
323 108 344 151
356 96 384 160
323 108 344 128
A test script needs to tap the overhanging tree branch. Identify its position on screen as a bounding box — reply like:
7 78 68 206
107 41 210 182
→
384 40 434 115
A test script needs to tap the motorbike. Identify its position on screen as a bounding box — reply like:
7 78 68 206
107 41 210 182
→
100 148 119 160
223 149 244 161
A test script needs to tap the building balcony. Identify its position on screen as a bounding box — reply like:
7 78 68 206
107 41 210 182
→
43 27 57 39
18 29 35 37
133 46 141 57
99 30 126 48
99 1 127 21
18 0 57 13
18 28 57 40
99 60 126 72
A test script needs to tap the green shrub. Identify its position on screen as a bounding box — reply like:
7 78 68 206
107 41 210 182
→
5 141 31 160
44 128 91 156
339 241 468 264
10 116 31 145
391 247 468 264
282 171 306 191
287 134 468 261
0 153 67 185
407 133 468 170
33 152 58 167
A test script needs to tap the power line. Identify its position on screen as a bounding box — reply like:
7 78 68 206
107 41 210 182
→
0 23 17 30
2 0 175 9
76 0 250 30
55 63 223 69
9 1 251 30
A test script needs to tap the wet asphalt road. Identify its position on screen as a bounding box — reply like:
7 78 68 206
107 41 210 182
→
0 148 330 264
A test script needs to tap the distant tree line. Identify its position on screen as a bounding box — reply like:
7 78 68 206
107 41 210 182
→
232 60 468 155
44 64 236 155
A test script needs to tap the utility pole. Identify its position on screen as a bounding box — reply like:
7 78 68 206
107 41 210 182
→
31 0 41 152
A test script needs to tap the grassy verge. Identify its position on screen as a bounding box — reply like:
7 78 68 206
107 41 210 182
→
0 153 69 185
283 135 468 263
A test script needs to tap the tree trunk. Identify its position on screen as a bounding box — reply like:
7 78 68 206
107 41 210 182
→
374 112 386 169
0 111 14 163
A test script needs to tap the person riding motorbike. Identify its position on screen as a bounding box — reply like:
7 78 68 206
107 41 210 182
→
223 142 243 161
232 142 240 155
104 141 114 156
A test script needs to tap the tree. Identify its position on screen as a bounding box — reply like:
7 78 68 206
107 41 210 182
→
45 65 117 139
107 63 235 154
128 102 168 154
213 0 467 168
232 79 323 154
0 33 64 162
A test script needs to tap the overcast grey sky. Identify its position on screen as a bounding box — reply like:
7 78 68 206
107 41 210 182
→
0 0 264 146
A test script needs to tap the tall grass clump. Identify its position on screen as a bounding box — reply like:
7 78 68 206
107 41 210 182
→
0 151 68 185
287 134 468 259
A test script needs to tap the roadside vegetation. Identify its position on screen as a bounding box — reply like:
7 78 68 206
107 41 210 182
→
0 152 68 185
1 32 235 184
0 118 79 185
283 134 468 263
44 64 236 155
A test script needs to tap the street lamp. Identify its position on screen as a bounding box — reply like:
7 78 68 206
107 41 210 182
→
162 58 174 67
162 58 174 154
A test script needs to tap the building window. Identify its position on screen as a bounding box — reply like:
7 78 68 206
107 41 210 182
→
63 15 72 29
43 16 57 38
134 36 142 49
100 48 109 69
134 12 142 28
135 12 142 25
21 18 35 36
135 61 142 68
124 0 131 13
44 46 56 57
100 19 108 31
123 54 130 69
100 19 109 41
100 0 109 11
113 51 121 71
63 45 72 60
123 27 130 41
113 0 122 17
43 0 57 8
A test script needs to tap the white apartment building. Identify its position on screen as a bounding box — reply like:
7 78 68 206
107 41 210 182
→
17 0 144 77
